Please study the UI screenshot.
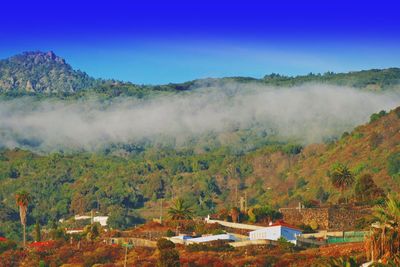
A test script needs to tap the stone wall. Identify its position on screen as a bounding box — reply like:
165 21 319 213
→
328 207 371 230
280 208 330 230
280 206 371 231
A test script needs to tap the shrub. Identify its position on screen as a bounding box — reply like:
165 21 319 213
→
83 246 120 267
316 186 329 203
157 238 175 250
157 238 179 267
296 177 308 189
370 110 387 123
277 237 294 252
0 239 17 254
84 223 101 241
309 220 319 231
165 229 176 237
283 144 303 155
369 132 383 149
186 240 234 252
158 249 180 267
298 224 316 234
108 207 144 230
388 152 400 177
354 173 385 203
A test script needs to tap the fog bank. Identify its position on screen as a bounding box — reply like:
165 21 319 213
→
0 83 399 151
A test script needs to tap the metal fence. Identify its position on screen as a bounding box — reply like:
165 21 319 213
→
327 231 367 244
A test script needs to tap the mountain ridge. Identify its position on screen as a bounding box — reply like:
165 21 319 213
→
0 51 400 95
0 51 97 93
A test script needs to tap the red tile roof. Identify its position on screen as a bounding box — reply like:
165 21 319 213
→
0 237 8 242
28 240 56 248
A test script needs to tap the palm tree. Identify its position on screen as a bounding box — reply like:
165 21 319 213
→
329 163 354 203
366 194 400 264
168 198 193 220
15 191 31 247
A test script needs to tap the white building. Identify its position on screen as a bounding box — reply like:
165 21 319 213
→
93 216 109 226
187 234 238 244
73 215 109 226
249 221 302 244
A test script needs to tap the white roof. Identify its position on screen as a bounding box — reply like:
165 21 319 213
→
250 225 302 234
188 234 237 243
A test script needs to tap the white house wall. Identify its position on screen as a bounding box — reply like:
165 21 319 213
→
249 226 281 241
249 226 301 244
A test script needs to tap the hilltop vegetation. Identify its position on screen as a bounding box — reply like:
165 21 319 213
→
262 68 400 90
0 51 399 100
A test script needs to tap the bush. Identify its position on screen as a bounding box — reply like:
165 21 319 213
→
277 237 294 252
84 223 101 241
388 152 400 177
165 229 176 237
354 173 385 203
283 144 303 155
0 240 17 254
296 177 308 189
108 207 144 230
186 240 234 252
83 246 120 267
298 224 316 234
158 248 180 267
309 220 319 231
316 186 330 203
157 238 175 250
157 238 179 267
370 110 387 123
369 132 383 149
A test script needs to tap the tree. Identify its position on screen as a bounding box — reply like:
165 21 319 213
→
85 222 101 241
107 207 143 230
388 152 400 178
277 237 294 252
316 186 330 203
252 205 282 223
168 198 193 220
230 207 240 223
15 191 30 247
369 110 387 123
354 174 384 203
157 238 180 267
329 163 354 203
247 207 256 223
366 194 400 264
34 220 41 242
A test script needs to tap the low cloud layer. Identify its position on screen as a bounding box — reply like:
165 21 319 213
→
0 83 399 152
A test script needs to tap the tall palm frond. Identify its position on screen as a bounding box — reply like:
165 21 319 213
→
367 194 400 262
168 198 193 220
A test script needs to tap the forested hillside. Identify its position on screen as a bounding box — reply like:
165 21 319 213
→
0 51 399 241
1 106 399 240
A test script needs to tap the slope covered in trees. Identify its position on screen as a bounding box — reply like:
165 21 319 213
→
0 106 399 240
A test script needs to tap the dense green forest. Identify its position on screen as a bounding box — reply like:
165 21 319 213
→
0 144 267 240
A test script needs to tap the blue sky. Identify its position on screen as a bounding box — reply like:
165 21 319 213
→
0 1 399 84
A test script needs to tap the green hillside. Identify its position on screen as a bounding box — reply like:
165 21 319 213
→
1 106 399 240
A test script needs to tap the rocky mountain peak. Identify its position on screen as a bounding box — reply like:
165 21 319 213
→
0 51 96 93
